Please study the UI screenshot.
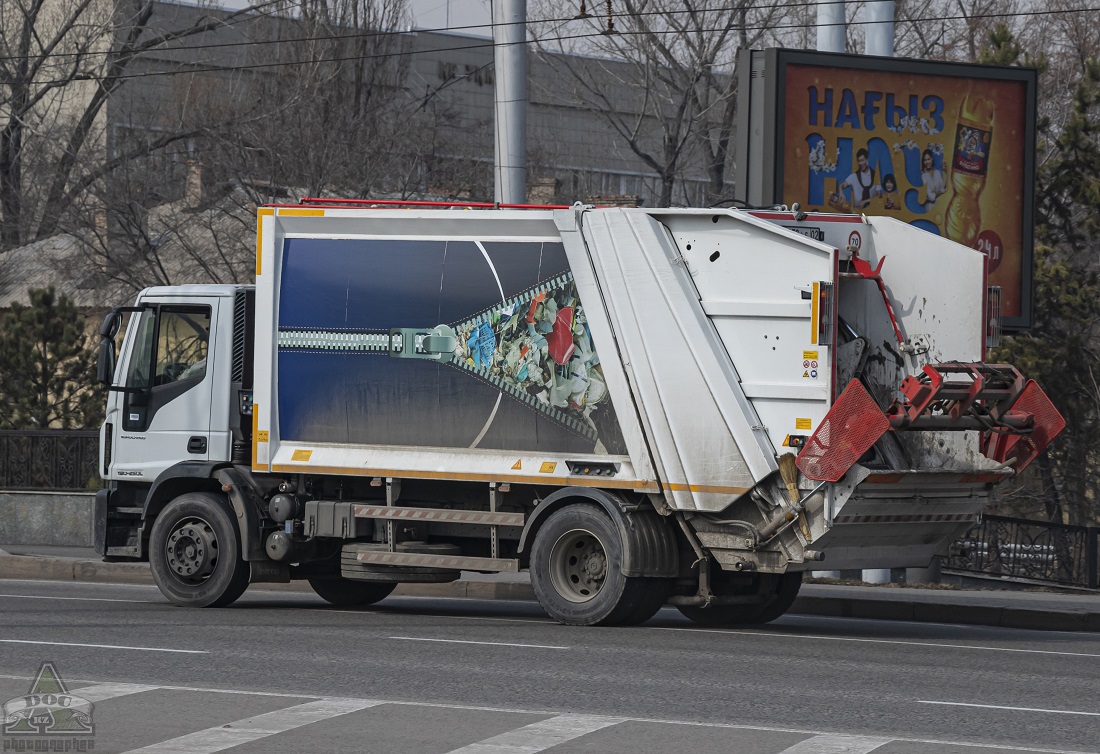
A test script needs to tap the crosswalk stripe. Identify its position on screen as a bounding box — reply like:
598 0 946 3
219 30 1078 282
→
775 734 894 753
75 682 160 702
441 713 626 753
115 698 384 753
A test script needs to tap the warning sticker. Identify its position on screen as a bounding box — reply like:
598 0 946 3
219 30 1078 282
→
256 430 269 443
291 449 313 462
796 418 812 430
803 350 819 361
539 461 557 474
803 371 810 378
511 459 523 470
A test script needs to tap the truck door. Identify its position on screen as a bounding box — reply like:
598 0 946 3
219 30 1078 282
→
105 299 219 482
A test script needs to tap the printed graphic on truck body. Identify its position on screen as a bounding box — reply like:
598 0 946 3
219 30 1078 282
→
276 238 625 455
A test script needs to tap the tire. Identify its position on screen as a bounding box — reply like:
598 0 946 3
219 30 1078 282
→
677 572 803 627
530 503 667 626
308 577 396 607
149 492 250 608
751 571 803 623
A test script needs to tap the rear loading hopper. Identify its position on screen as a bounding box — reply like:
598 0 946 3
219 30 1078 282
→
562 207 1062 574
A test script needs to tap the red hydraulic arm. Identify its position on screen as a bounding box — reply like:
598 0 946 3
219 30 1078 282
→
796 364 1066 483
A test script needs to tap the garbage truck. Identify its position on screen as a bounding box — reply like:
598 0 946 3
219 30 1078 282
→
93 200 1065 626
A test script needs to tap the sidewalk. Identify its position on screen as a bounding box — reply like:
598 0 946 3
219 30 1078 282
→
2 545 1097 632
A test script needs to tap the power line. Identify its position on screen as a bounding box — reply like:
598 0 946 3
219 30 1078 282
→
0 2 1086 86
0 0 1091 67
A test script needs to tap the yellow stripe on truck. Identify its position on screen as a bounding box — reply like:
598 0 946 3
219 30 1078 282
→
269 463 661 492
811 281 820 345
662 483 751 495
256 207 273 275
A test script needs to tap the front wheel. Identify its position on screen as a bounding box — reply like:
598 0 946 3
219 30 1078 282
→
149 492 250 608
530 503 668 626
308 577 396 607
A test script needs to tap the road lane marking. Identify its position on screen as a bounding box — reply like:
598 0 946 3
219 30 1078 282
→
74 682 160 702
775 734 893 753
442 713 626 753
116 698 383 753
919 701 1100 717
389 636 568 649
650 627 1100 658
0 673 1094 753
0 639 206 654
0 592 155 604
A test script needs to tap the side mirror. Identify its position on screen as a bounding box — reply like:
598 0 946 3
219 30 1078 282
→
97 339 115 387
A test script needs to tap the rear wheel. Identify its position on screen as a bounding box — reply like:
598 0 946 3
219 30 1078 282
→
308 577 396 607
678 572 803 626
149 492 250 608
530 503 668 626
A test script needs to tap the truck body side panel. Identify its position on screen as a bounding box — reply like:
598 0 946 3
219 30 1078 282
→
661 211 837 462
253 209 656 491
563 209 841 510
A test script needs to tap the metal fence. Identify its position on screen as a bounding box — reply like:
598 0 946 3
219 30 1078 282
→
0 430 101 491
947 514 1100 589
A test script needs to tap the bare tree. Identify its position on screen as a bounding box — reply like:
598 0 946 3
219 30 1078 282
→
532 0 793 206
0 0 288 252
894 0 1022 62
43 0 481 293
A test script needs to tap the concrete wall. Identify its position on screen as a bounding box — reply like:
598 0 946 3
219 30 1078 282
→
0 492 94 547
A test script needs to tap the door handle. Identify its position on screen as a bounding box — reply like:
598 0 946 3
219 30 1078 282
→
187 436 207 454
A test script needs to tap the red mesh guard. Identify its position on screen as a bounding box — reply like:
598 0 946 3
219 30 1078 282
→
797 380 890 482
982 380 1066 474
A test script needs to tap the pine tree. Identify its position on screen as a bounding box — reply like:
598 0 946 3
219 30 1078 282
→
0 287 103 429
983 28 1100 525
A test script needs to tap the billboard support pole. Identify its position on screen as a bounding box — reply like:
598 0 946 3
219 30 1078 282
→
864 1 895 584
493 0 528 205
864 0 894 56
816 0 846 53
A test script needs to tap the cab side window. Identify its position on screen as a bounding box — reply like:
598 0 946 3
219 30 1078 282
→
122 305 211 432
155 309 211 385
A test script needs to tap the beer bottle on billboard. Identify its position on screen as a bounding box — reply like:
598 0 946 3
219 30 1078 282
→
945 94 994 247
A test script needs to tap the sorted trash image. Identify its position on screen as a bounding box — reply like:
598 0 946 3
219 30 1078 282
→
450 275 615 450
275 237 625 455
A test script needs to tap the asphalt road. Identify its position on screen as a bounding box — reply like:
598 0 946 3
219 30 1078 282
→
0 579 1097 754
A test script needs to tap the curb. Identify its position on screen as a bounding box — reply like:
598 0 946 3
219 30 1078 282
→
2 553 1097 632
790 594 1100 633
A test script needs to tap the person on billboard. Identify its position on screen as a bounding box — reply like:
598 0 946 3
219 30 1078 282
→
840 148 876 209
921 148 946 209
881 173 900 210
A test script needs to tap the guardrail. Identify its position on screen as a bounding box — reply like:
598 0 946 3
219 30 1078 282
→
0 430 101 491
947 514 1100 589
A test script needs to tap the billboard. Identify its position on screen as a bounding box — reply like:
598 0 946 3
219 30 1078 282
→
735 49 1037 328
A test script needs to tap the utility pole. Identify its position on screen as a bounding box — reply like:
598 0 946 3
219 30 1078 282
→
863 0 894 56
493 0 527 205
817 0 845 53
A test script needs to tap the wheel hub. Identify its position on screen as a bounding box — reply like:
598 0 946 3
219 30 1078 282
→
165 518 219 582
548 529 608 603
